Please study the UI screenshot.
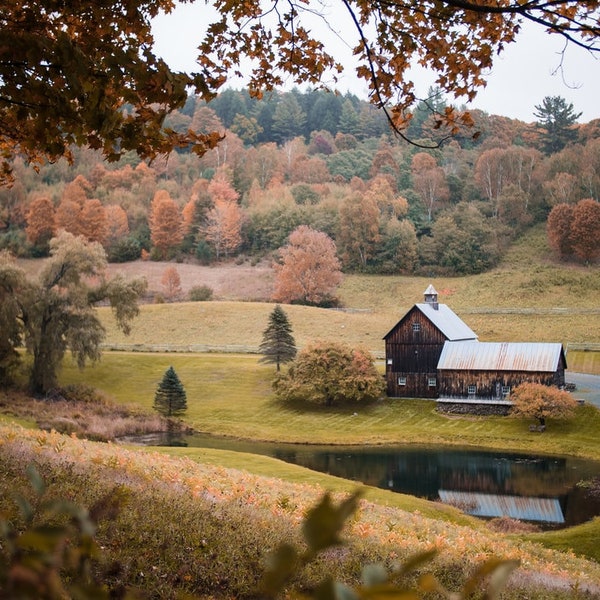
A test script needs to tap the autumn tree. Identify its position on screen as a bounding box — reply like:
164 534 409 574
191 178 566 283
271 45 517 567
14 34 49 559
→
547 203 575 258
272 225 342 306
0 231 146 394
534 96 582 154
149 190 184 259
25 196 56 253
79 199 108 244
411 153 449 221
104 205 130 248
0 1 221 184
571 198 600 263
204 174 243 260
273 342 385 407
338 192 381 271
161 266 182 301
259 305 297 371
153 366 187 417
510 382 577 429
547 199 600 262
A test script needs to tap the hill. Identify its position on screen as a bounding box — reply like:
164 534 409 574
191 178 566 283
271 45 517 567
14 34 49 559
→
97 227 600 355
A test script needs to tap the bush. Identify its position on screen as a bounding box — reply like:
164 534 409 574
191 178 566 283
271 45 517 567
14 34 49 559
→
107 236 141 263
274 342 385 407
188 284 213 301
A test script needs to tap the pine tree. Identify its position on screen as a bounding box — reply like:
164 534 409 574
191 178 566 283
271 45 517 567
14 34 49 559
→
534 96 582 154
259 305 297 371
154 366 188 417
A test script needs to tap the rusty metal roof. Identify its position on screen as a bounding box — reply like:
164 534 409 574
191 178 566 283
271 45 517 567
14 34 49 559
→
438 490 565 523
415 303 479 341
437 341 565 372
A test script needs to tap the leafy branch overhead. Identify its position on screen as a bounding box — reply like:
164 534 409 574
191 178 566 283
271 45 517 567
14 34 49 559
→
2 0 600 181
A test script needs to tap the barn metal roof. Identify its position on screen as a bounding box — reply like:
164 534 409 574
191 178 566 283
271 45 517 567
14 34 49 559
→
438 490 565 523
415 303 479 341
437 341 565 372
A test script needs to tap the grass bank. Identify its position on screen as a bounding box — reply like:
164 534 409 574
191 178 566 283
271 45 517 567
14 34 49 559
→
2 424 600 598
55 352 600 461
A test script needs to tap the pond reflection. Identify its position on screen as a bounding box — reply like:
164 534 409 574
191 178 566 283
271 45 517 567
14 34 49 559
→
123 432 600 528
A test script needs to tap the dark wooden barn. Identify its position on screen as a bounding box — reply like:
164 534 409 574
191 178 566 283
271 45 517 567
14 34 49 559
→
383 286 478 398
436 341 567 413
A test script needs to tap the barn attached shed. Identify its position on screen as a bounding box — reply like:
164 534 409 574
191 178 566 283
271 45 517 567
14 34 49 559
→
437 341 567 414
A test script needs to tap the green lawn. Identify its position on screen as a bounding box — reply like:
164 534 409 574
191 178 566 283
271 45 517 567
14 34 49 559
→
60 352 600 461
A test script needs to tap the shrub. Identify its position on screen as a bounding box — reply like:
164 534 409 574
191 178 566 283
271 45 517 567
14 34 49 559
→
188 284 213 301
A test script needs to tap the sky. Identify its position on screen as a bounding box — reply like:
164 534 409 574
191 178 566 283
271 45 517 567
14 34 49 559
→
151 3 600 124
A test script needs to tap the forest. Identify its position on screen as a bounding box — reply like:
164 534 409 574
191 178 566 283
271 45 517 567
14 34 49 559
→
1 88 599 280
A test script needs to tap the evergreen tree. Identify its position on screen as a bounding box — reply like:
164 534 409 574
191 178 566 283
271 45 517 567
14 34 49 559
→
534 96 581 154
154 366 188 417
259 305 297 371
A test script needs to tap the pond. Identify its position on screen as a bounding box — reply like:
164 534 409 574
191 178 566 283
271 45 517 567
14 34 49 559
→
124 431 600 529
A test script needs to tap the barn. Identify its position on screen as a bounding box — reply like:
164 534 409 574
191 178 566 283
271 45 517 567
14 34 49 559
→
383 285 478 398
384 286 567 410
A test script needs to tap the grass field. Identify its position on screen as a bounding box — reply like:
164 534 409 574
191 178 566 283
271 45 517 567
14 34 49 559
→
57 352 600 461
96 226 600 355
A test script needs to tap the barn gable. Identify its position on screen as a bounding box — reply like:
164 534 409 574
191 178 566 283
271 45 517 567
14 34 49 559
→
384 286 477 398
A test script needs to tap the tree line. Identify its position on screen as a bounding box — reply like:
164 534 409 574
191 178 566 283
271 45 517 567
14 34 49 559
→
1 91 599 276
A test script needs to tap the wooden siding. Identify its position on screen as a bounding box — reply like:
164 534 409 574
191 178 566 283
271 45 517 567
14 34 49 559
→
438 363 566 400
385 307 447 398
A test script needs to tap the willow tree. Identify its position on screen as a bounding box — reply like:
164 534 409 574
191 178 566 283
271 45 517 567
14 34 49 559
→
1 1 599 183
0 232 146 395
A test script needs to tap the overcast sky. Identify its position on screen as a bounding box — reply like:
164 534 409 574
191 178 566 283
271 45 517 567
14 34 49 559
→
152 3 600 124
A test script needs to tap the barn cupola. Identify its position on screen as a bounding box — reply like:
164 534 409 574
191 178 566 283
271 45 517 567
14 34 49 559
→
424 284 439 310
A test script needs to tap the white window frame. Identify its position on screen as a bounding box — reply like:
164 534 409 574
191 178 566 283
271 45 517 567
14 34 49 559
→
412 322 421 332
468 384 477 396
502 385 511 398
428 377 436 387
398 376 407 386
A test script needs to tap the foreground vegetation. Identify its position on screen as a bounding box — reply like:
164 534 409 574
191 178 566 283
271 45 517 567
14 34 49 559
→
2 424 600 599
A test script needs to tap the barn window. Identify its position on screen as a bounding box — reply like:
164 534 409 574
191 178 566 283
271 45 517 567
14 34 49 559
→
387 358 393 365
502 386 511 398
468 384 477 396
412 322 420 332
398 377 407 386
428 377 436 387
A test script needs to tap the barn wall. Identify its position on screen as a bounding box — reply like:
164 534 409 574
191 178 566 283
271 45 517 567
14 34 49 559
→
385 307 447 398
437 369 564 399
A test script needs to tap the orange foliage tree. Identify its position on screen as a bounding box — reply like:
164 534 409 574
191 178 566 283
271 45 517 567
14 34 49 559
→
149 190 184 259
547 203 575 258
79 199 108 244
104 205 130 247
25 196 56 251
338 192 381 270
548 199 600 262
204 171 242 260
161 266 182 300
272 225 342 306
571 198 600 262
510 382 578 429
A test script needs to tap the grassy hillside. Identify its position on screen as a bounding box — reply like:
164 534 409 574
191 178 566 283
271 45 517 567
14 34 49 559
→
2 424 600 598
97 226 600 355
56 353 600 460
